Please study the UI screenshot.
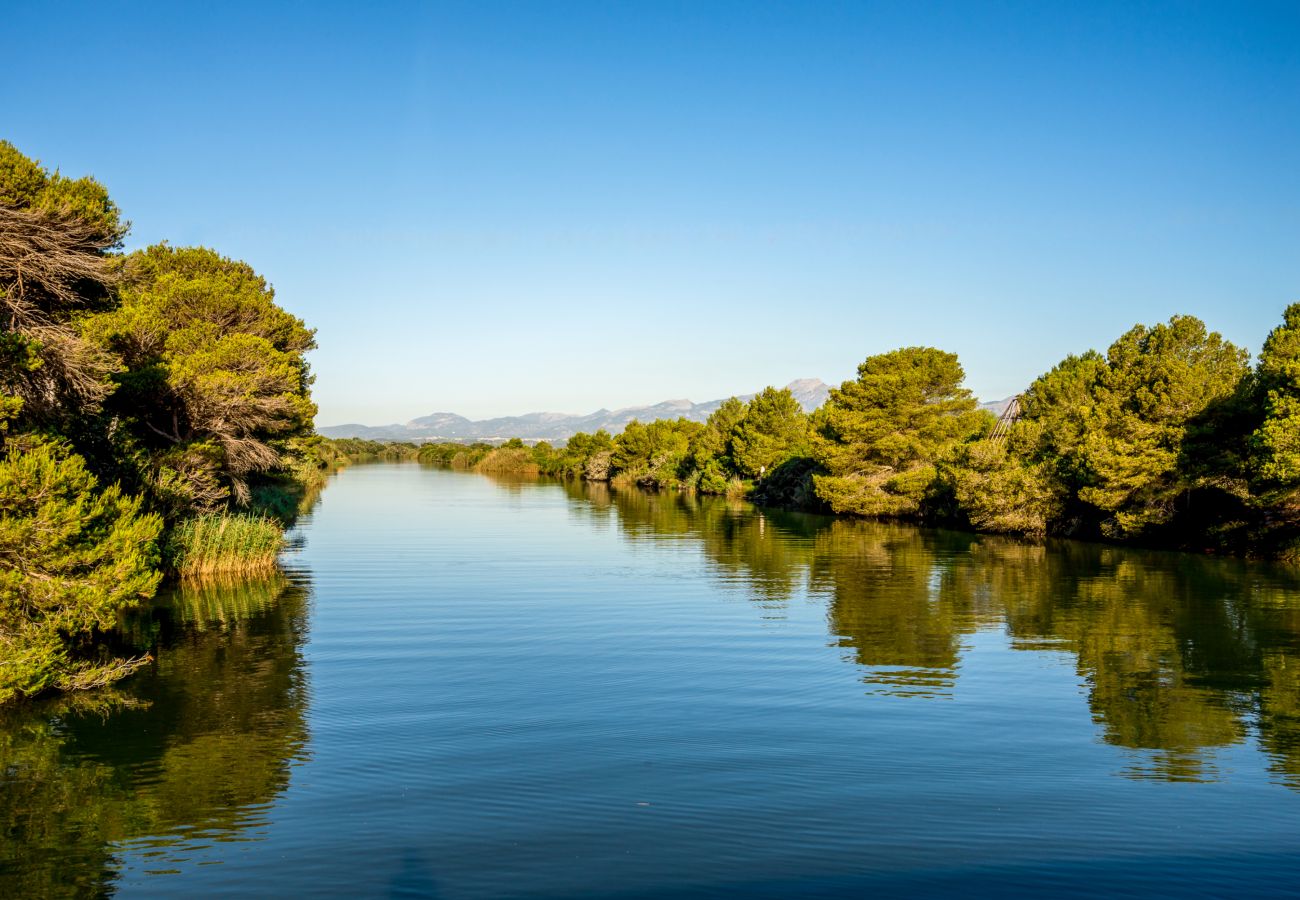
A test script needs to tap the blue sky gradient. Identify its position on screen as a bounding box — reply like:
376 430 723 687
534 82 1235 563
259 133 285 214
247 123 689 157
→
4 1 1297 423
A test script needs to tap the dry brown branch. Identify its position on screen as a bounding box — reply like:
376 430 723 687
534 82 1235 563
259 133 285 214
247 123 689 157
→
0 204 121 417
0 205 119 311
55 654 153 692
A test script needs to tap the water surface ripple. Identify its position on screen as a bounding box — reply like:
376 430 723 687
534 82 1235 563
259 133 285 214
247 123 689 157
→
4 462 1300 897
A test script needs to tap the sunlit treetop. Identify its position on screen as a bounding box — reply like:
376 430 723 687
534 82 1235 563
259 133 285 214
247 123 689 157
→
0 141 123 242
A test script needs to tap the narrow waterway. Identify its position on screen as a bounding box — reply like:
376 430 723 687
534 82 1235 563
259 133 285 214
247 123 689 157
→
5 462 1300 897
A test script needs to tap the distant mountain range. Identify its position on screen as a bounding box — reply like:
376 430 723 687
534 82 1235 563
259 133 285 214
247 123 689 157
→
319 378 1015 443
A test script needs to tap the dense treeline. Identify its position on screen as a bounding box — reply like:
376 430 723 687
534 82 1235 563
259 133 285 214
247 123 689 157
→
415 315 1300 560
1 142 320 702
413 386 810 495
5 136 1294 702
949 313 1298 556
312 437 420 466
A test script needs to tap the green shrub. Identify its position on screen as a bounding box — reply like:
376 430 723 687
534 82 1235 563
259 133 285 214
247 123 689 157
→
696 460 730 495
0 440 162 703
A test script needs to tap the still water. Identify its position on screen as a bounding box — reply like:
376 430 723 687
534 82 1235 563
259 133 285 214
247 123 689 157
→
5 462 1300 897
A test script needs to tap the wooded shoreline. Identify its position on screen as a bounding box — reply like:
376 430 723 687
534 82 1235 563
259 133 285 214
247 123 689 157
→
324 306 1300 565
3 134 1297 707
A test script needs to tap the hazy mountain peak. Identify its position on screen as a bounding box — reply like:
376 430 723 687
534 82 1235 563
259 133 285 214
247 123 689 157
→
320 379 833 443
318 381 1025 444
786 377 825 391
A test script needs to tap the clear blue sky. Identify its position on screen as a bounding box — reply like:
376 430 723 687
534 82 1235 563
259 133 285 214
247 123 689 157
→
4 1 1297 424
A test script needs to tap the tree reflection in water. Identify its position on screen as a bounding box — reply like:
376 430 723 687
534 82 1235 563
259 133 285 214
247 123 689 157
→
9 473 1297 894
560 478 1300 790
0 574 311 896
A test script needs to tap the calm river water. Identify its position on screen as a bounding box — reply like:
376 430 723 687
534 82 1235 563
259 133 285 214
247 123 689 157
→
5 462 1300 897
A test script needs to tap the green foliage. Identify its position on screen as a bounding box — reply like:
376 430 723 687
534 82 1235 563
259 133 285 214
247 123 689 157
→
611 418 703 488
85 244 317 509
557 430 613 477
0 439 161 703
984 354 1106 537
567 429 614 459
1252 303 1300 493
610 419 651 476
950 439 1060 537
696 458 731 495
316 437 420 466
249 465 325 523
0 142 45 207
750 456 825 509
732 387 808 478
0 141 325 705
0 333 38 432
812 347 984 518
0 140 123 241
690 397 746 471
396 309 1286 554
0 142 158 705
143 440 231 518
957 318 1252 544
1073 316 1248 537
1017 351 1110 486
1 145 123 434
417 440 492 469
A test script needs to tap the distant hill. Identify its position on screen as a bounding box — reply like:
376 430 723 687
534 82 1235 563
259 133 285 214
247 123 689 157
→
319 380 1018 443
979 396 1017 417
319 379 833 443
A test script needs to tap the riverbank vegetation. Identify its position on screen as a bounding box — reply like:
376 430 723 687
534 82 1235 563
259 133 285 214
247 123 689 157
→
312 437 420 466
411 313 1300 560
1 141 319 702
4 136 1296 705
164 514 287 579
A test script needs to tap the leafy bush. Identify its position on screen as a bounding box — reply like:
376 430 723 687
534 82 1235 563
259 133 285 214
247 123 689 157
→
0 440 161 703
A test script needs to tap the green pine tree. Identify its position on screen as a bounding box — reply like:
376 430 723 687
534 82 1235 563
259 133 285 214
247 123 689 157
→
812 347 985 518
0 439 162 703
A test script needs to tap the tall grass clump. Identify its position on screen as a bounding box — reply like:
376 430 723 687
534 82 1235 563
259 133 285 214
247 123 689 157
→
724 477 749 500
474 447 540 476
166 513 285 578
